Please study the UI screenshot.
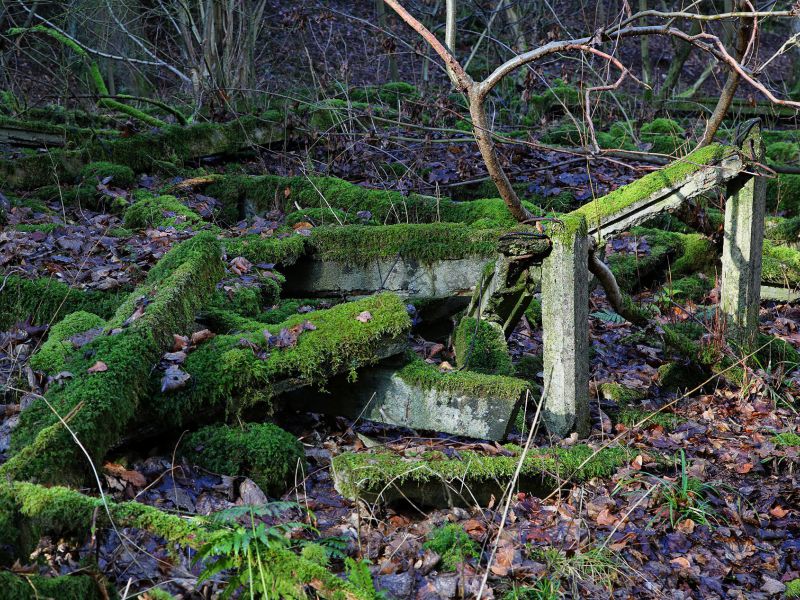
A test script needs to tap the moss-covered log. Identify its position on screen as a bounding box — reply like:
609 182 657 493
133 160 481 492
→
332 444 629 506
203 173 542 225
0 116 284 189
146 293 411 427
2 233 224 485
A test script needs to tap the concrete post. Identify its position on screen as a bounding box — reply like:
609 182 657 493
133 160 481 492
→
541 215 590 438
720 120 766 346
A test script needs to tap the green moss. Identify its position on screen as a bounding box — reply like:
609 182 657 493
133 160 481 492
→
261 299 332 324
397 357 528 400
524 298 542 326
0 571 110 599
81 161 136 187
29 311 105 375
148 293 411 426
347 82 419 104
308 223 509 264
12 222 59 234
182 423 304 495
301 543 331 567
222 233 308 266
762 241 800 286
285 206 348 226
3 234 223 485
423 524 479 571
786 579 800 599
766 216 800 245
606 228 715 292
599 383 644 404
524 80 581 121
0 275 124 331
766 174 800 216
750 333 800 370
205 173 542 227
123 194 202 229
774 432 800 447
333 444 629 500
208 276 283 319
640 119 685 154
569 144 731 229
766 142 800 165
454 317 514 376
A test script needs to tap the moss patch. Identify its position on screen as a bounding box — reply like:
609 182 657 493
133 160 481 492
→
454 317 514 376
81 161 135 188
3 233 223 485
123 194 202 229
762 241 800 286
423 524 479 571
0 571 109 600
0 275 124 331
397 357 528 400
28 310 105 375
182 423 304 495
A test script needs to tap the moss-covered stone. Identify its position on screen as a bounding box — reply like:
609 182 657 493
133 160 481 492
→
0 276 125 331
660 276 712 305
205 173 542 227
0 481 368 599
222 232 308 266
600 383 684 429
148 293 411 426
28 311 105 375
80 161 135 187
454 317 514 376
285 206 348 227
332 443 629 502
397 356 527 401
347 82 420 104
123 194 202 229
762 241 800 286
182 423 304 495
3 233 223 485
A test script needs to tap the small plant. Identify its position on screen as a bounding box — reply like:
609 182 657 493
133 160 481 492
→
617 450 724 529
786 578 800 598
423 523 480 571
195 502 314 599
527 546 621 591
345 558 388 600
503 578 560 600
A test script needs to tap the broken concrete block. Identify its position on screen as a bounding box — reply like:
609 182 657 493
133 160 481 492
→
282 223 505 298
285 358 530 441
332 444 629 507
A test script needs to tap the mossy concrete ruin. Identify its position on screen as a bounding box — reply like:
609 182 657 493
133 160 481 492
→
332 443 629 507
568 143 741 239
286 357 530 441
147 293 411 427
2 233 224 485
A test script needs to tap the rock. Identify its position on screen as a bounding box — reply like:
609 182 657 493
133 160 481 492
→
376 573 414 599
761 576 785 595
238 478 268 506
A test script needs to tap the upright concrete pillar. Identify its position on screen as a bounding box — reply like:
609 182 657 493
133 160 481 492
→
720 120 766 345
541 215 590 438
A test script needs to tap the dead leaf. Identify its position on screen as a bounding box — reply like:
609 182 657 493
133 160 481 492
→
191 329 215 345
87 360 108 373
736 462 754 474
670 556 691 570
161 365 190 392
104 462 147 487
229 256 252 275
356 311 372 323
596 508 618 527
292 221 313 230
769 505 789 518
631 454 643 470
